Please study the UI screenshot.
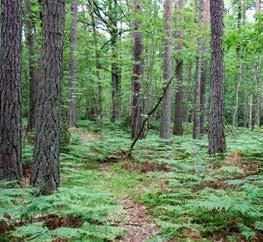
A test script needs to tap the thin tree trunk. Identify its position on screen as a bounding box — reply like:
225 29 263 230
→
184 0 197 123
193 0 204 139
0 0 22 181
243 72 249 128
110 1 122 123
208 0 226 154
131 0 144 139
68 0 78 128
90 3 103 139
160 0 174 139
145 41 155 129
25 0 39 130
252 1 261 128
184 62 192 122
31 0 65 195
173 0 184 136
232 1 242 130
200 64 207 135
252 60 261 127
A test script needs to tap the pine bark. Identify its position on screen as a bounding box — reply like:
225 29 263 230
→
31 0 65 195
131 0 144 139
173 0 184 136
25 0 39 130
68 0 78 128
160 0 174 139
208 0 226 154
0 0 22 181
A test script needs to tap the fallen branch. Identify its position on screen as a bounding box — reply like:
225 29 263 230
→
129 77 174 154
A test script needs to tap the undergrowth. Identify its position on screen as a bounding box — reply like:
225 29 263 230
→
1 120 262 241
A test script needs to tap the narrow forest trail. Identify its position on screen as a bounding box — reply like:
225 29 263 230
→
117 199 158 242
68 127 159 242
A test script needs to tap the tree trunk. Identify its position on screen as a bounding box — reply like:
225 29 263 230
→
193 0 204 139
252 1 261 128
252 60 261 128
160 0 174 139
25 0 39 130
184 62 192 122
173 0 184 136
90 2 104 139
0 0 22 181
243 73 249 128
232 1 242 129
110 1 122 123
68 0 78 128
208 0 226 154
200 64 207 135
131 0 144 139
31 0 65 195
184 0 197 123
145 44 154 129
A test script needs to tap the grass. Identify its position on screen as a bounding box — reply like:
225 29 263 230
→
0 120 263 241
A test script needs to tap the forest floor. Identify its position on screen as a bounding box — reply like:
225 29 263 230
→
1 120 263 241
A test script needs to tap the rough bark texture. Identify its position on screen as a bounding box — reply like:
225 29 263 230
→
208 0 226 154
68 0 78 128
31 0 65 195
131 0 144 139
173 0 184 136
160 0 174 139
110 1 122 123
0 0 22 181
25 0 39 130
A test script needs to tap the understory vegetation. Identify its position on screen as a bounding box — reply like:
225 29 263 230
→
1 121 262 241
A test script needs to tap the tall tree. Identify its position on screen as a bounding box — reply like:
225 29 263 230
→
184 0 197 123
193 0 205 139
252 0 261 128
68 0 78 128
208 0 226 154
25 0 39 130
242 0 249 128
90 1 104 139
160 0 174 139
131 0 144 139
110 0 122 123
31 0 66 195
173 0 184 136
0 0 22 180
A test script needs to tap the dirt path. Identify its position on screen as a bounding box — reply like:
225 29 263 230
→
117 199 158 242
70 128 158 241
69 127 98 145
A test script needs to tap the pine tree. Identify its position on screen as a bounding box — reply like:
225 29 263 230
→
160 0 174 139
208 0 226 154
31 0 66 195
0 0 23 181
